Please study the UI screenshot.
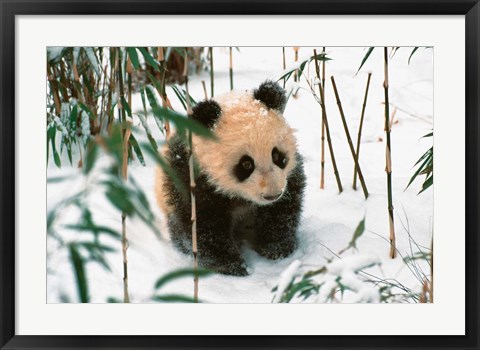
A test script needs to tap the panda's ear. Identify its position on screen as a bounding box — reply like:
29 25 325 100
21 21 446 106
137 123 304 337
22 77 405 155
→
253 80 287 112
191 99 222 129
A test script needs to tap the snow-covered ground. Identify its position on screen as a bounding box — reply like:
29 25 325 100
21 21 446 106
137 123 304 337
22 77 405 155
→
47 47 433 303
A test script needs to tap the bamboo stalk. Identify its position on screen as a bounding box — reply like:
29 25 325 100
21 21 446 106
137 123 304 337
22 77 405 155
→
353 72 372 190
117 48 131 302
126 54 133 109
320 47 326 189
117 49 127 130
282 47 286 88
229 47 234 91
71 52 85 104
330 76 369 199
383 47 396 259
157 47 171 139
313 52 343 194
201 80 208 100
106 48 115 133
209 47 214 98
184 49 199 303
98 65 108 133
121 126 131 303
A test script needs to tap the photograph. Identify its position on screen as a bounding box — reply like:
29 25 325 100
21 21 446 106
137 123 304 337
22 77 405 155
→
46 46 434 304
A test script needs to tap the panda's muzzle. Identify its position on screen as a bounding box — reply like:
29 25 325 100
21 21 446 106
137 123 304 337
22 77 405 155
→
262 192 283 202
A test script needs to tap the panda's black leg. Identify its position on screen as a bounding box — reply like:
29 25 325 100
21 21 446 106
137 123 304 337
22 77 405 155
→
168 216 191 254
254 202 300 260
169 209 248 276
196 214 249 276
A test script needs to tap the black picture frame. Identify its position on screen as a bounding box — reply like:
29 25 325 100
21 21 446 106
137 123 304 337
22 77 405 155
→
1 1 479 349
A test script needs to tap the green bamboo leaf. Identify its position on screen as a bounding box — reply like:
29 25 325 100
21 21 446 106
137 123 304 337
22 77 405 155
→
278 53 331 84
277 70 295 83
107 297 121 303
154 268 213 290
144 85 164 135
151 107 216 140
137 89 158 150
64 223 120 239
89 251 112 272
413 148 432 167
70 104 78 135
145 84 159 109
121 96 132 117
140 87 148 114
406 146 432 191
356 47 375 75
172 85 189 110
78 241 116 253
406 156 430 189
418 175 433 194
152 294 197 303
82 73 95 97
172 47 187 58
48 126 61 168
47 125 51 163
84 140 98 174
135 112 158 151
297 60 309 79
69 244 89 303
47 175 70 183
139 47 160 72
141 142 188 199
78 102 96 120
126 47 140 70
103 123 124 168
144 71 166 96
422 131 433 138
349 217 365 250
390 47 400 58
105 186 135 215
66 141 73 165
129 176 152 213
129 133 146 166
172 85 197 109
408 47 419 65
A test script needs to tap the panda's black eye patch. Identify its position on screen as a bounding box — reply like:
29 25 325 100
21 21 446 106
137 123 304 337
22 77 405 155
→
233 155 255 182
272 147 287 169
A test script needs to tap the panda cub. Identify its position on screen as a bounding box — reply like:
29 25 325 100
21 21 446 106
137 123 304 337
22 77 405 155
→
156 80 306 276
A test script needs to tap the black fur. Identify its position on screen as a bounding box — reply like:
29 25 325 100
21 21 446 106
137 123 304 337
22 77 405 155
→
233 155 255 182
272 147 287 169
191 99 222 129
163 135 306 276
253 80 287 111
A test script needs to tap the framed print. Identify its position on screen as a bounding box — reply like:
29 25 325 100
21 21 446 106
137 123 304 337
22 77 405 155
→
1 0 479 349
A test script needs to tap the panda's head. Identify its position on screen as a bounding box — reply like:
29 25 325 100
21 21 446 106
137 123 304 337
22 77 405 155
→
192 80 298 205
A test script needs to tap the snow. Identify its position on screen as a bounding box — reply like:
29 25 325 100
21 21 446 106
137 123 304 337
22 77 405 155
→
80 112 90 144
47 47 65 62
47 47 433 303
272 259 302 303
327 255 380 275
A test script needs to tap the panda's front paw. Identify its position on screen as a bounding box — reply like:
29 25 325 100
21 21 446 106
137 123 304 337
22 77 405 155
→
217 260 250 276
256 238 296 260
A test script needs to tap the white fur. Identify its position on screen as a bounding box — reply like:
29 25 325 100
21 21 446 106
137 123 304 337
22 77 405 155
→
193 91 298 204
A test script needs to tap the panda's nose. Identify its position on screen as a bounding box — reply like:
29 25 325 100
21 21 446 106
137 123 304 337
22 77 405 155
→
262 192 282 201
